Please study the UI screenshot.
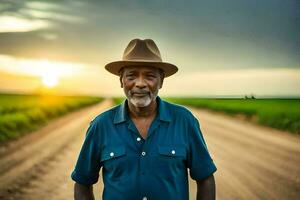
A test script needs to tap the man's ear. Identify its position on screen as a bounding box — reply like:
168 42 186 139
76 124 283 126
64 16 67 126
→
158 69 165 89
159 77 164 89
119 76 123 88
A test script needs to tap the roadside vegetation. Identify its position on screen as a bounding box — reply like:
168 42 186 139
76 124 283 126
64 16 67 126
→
113 97 125 105
166 97 300 134
0 93 103 142
113 97 300 134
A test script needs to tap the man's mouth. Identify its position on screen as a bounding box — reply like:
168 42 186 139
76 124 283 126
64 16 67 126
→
132 92 148 97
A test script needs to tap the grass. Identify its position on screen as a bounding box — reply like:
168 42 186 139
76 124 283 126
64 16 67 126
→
112 96 300 134
113 97 125 105
165 97 300 134
0 93 103 142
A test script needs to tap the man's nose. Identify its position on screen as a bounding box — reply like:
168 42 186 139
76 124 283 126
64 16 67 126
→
135 76 146 88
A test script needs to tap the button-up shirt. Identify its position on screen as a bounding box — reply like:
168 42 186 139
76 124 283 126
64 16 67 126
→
71 96 217 200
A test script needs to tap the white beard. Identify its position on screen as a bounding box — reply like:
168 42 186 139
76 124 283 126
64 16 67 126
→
126 90 158 108
129 95 152 107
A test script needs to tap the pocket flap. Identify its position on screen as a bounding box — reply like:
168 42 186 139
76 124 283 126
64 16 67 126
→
158 146 186 157
101 146 126 162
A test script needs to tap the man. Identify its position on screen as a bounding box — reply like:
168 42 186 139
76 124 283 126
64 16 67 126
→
71 39 217 200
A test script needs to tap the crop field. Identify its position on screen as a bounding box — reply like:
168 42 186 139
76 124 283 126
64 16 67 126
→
0 93 103 142
166 97 300 134
113 97 300 134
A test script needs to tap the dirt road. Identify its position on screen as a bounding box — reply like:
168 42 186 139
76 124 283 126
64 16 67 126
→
0 100 299 199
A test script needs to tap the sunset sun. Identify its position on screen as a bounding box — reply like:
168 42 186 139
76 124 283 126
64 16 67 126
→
42 74 59 87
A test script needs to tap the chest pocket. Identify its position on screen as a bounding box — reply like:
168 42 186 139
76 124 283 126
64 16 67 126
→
158 146 186 157
156 145 187 179
100 146 127 180
101 146 126 162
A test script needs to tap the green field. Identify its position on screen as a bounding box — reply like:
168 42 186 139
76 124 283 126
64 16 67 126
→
113 97 125 105
0 93 103 142
166 98 300 134
113 97 300 134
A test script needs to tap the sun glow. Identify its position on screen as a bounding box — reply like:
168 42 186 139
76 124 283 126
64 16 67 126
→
42 74 58 87
39 60 60 88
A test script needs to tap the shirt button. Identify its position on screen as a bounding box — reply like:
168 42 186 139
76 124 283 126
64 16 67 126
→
142 197 147 200
171 150 176 155
141 151 146 156
110 152 114 157
137 137 141 142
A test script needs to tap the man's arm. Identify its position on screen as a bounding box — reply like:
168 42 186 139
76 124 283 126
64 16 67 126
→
196 174 216 200
74 183 95 200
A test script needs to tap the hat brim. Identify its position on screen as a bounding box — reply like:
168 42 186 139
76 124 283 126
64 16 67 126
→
105 61 178 77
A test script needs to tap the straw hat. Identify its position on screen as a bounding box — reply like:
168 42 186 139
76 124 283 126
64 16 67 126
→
105 38 178 77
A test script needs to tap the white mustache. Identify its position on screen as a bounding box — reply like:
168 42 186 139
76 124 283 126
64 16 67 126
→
130 90 149 94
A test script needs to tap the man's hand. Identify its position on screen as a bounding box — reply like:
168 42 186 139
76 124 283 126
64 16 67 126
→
74 183 95 200
196 175 216 200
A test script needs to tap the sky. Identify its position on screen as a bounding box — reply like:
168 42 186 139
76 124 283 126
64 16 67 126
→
0 0 299 97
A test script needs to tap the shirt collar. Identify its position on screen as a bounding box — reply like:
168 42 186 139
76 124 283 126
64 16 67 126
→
113 96 171 124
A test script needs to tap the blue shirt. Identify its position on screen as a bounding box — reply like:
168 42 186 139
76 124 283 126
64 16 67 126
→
71 96 217 200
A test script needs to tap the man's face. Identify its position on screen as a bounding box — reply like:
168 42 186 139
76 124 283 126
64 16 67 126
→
120 66 164 108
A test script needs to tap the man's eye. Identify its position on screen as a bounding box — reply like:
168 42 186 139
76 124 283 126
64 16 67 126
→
147 75 156 79
126 75 135 79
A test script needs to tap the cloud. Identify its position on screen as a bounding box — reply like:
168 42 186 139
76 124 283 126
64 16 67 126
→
0 54 86 77
0 15 49 32
0 0 299 96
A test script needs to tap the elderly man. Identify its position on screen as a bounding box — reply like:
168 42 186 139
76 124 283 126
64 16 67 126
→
71 39 217 200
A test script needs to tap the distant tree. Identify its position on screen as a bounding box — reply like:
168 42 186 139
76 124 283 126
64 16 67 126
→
244 94 256 99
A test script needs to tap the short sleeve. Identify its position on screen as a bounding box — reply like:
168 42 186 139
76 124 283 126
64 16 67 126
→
71 120 102 185
187 116 217 180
